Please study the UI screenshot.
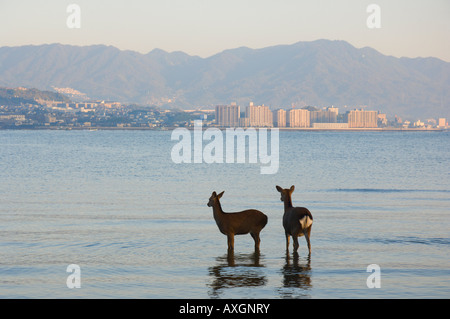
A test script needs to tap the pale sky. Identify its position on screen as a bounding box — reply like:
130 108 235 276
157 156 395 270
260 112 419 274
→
1 0 449 61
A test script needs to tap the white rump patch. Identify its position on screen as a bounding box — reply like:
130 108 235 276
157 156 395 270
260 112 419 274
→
299 216 313 229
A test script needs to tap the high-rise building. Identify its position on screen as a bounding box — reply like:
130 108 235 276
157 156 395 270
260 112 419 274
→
328 106 339 116
215 103 240 127
245 102 273 127
347 109 378 128
438 118 447 128
288 108 310 128
273 109 286 127
310 109 337 124
378 113 387 126
239 117 250 127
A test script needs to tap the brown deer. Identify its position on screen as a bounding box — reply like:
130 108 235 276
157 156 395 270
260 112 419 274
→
207 191 268 251
276 185 313 254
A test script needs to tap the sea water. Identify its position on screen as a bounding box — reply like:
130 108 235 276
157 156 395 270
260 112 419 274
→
0 130 449 298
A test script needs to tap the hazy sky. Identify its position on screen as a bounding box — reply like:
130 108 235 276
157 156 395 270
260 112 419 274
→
1 0 449 61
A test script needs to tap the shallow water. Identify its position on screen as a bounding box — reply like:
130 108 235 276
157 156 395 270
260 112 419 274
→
0 130 449 298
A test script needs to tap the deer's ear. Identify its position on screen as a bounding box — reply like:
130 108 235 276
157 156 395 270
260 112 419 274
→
290 185 295 192
212 191 217 197
217 191 224 199
276 185 283 192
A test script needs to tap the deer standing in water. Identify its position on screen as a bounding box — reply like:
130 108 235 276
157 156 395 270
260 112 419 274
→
276 185 313 254
207 191 268 252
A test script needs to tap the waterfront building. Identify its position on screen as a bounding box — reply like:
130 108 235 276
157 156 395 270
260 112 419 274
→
288 108 310 128
273 108 286 127
347 109 378 128
215 103 240 127
245 102 273 127
312 123 349 129
0 114 26 121
413 120 425 127
378 113 387 126
239 117 250 127
328 106 339 116
310 109 337 124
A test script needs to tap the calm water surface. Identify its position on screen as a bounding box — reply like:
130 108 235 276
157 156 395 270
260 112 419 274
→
0 130 449 298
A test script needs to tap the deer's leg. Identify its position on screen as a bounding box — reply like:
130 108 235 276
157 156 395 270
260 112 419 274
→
227 234 234 251
251 232 260 251
304 226 312 254
292 235 299 252
285 233 290 251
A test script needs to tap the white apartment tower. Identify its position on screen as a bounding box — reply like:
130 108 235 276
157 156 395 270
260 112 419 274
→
347 109 378 128
288 108 310 128
215 103 240 127
245 102 273 127
273 108 286 127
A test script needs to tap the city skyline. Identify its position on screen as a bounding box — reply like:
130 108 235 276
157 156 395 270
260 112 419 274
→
214 103 444 129
1 1 450 62
1 93 448 130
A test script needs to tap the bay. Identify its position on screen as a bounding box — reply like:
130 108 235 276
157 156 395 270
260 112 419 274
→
0 130 449 298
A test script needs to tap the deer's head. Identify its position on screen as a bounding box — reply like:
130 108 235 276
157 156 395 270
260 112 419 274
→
276 185 295 202
207 191 224 207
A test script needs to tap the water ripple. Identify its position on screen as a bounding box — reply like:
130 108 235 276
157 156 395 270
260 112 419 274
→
326 188 450 194
370 236 450 246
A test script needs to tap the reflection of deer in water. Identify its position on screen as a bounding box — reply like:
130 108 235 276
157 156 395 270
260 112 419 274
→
276 185 313 254
207 191 268 252
280 252 312 298
208 251 266 298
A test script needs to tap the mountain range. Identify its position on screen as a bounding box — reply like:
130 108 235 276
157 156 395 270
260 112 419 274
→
0 39 449 119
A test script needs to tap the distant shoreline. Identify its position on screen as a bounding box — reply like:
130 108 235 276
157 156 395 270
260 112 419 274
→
0 126 447 132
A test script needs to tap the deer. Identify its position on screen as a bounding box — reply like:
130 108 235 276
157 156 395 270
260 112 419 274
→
207 191 268 252
276 185 313 254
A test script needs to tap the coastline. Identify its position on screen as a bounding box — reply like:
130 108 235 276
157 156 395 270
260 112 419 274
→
0 126 447 132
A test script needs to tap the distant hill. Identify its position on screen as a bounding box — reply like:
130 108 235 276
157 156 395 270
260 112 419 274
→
0 87 70 106
0 40 449 119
